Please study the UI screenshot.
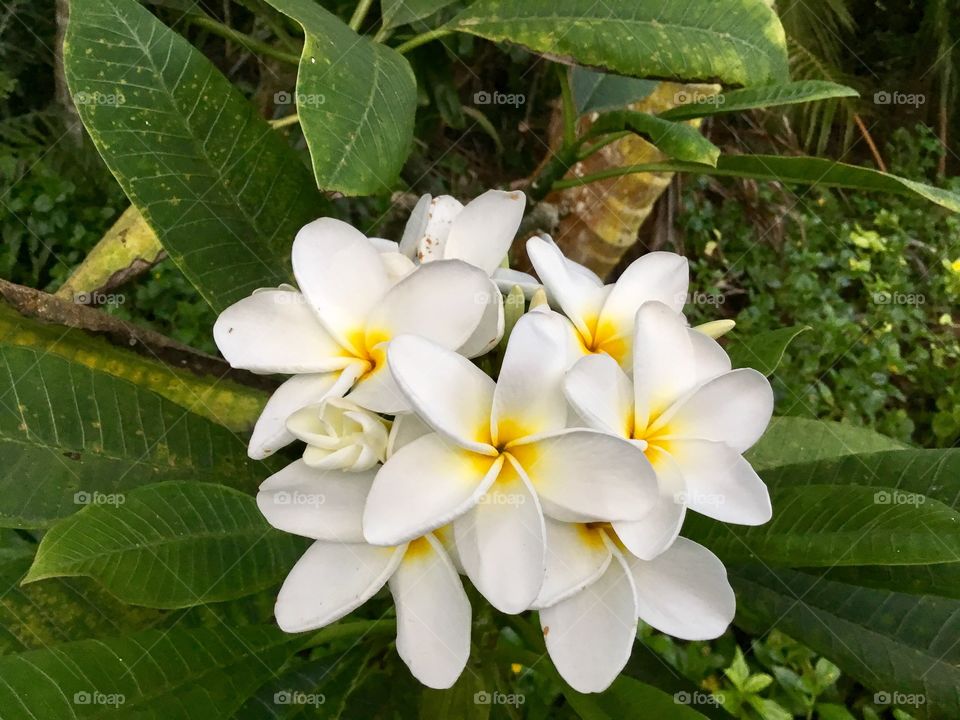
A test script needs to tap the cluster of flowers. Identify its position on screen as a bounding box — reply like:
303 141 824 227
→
214 190 774 692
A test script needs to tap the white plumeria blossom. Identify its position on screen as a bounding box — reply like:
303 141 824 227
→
564 300 774 561
256 414 471 690
214 217 502 459
527 234 691 369
395 189 541 295
535 519 735 693
286 398 388 471
362 310 659 614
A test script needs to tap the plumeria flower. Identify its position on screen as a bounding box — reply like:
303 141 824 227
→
534 519 734 693
286 398 388 471
395 190 540 294
361 311 659 614
564 301 774 560
528 234 725 369
214 217 501 458
256 415 471 689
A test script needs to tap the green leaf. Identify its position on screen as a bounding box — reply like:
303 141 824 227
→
25 481 306 609
0 624 300 719
420 670 491 720
685 450 960 567
732 564 960 720
563 675 710 719
0 552 165 655
382 0 460 30
450 0 789 86
64 0 325 311
263 0 417 195
0 301 267 432
727 325 809 375
571 67 657 114
809 563 960 601
746 416 907 472
0 342 268 528
573 155 960 213
659 81 859 121
591 111 719 166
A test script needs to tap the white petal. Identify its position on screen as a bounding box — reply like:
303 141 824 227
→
509 430 657 523
379 251 417 284
457 277 505 358
454 456 546 614
390 534 472 689
368 237 400 253
628 537 735 641
694 319 736 339
667 439 772 525
247 369 359 459
363 434 503 546
275 541 403 632
366 260 494 354
599 251 689 332
292 218 390 353
492 311 571 445
387 413 432 458
399 194 432 258
257 460 372 542
688 326 732 385
533 519 611 609
387 335 496 453
345 354 410 414
213 290 353 373
444 189 526 275
631 301 696 431
526 235 607 341
541 541 638 694
652 369 774 453
406 195 464 263
563 354 633 436
492 267 541 297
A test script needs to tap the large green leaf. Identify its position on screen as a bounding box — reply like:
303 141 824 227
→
563 675 709 719
450 0 789 86
557 155 960 212
382 0 460 30
727 325 809 375
745 416 907 471
0 302 267 432
0 342 267 528
591 111 719 166
687 449 960 567
0 624 300 719
0 552 165 655
25 481 306 609
263 0 417 195
659 81 858 121
64 0 324 311
571 67 657 114
732 565 960 720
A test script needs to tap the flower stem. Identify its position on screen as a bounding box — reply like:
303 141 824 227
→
269 113 301 129
349 0 375 31
189 16 300 65
395 28 453 54
300 618 396 650
557 65 578 150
